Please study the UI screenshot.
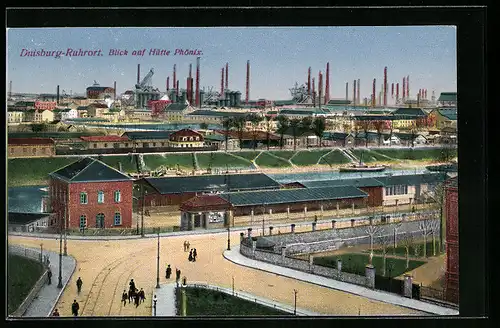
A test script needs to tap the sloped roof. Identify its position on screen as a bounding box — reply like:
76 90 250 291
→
391 108 427 117
179 194 231 211
323 132 349 140
80 136 129 142
215 130 280 141
279 109 316 116
438 92 457 102
187 110 248 117
438 109 457 120
8 138 55 145
170 128 203 138
374 173 447 187
49 157 133 183
122 131 175 140
327 99 352 105
274 100 297 106
219 185 368 207
8 212 50 225
299 177 385 188
165 103 190 112
87 86 114 92
143 173 281 194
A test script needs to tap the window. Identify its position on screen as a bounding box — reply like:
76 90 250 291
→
23 148 27 153
80 215 87 228
125 143 129 147
104 143 108 148
97 191 104 203
114 212 122 226
96 213 105 228
32 148 37 154
93 143 97 148
152 142 156 147
161 142 165 146
114 190 121 203
80 192 88 204
189 137 193 141
196 137 200 141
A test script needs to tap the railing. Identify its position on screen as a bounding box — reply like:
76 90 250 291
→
8 245 49 317
184 283 311 316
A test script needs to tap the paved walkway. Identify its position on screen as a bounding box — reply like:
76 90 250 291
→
23 249 77 317
223 245 459 316
152 283 177 316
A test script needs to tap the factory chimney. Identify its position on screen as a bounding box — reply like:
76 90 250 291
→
114 81 117 100
189 64 192 79
357 79 360 107
307 67 311 96
137 64 140 85
417 91 421 107
391 83 394 99
396 83 400 103
195 57 200 107
402 77 406 101
9 80 12 99
167 77 170 91
246 60 250 104
383 66 388 106
186 76 191 105
318 71 323 111
345 82 349 107
407 75 410 99
325 62 330 104
225 62 229 90
176 80 179 97
353 80 357 106
312 77 316 107
173 65 177 93
372 78 376 107
424 89 427 99
221 67 225 99
56 85 60 105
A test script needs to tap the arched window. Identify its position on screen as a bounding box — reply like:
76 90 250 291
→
96 213 105 228
80 215 87 228
114 212 122 226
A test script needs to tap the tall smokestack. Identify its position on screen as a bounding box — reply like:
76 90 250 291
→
173 65 177 93
353 80 357 106
345 82 349 105
195 57 200 107
407 75 410 99
167 77 170 91
396 83 400 103
372 78 376 107
9 80 12 99
417 91 420 107
402 77 406 100
424 89 427 99
246 60 250 104
325 62 330 104
307 67 311 96
357 79 360 107
221 67 225 98
189 64 192 79
225 62 229 90
383 66 388 106
187 77 191 104
312 77 316 107
190 77 194 106
56 85 60 105
114 81 117 100
318 71 323 110
137 64 140 84
176 80 179 97
391 83 394 98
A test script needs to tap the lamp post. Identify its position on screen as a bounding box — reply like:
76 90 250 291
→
40 243 43 263
63 184 68 256
227 224 231 251
156 229 160 288
153 295 157 316
57 218 63 288
293 289 298 315
141 183 145 237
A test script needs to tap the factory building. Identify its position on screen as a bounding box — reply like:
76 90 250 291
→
86 84 115 100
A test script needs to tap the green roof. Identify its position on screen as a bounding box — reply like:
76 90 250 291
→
438 109 457 120
374 173 447 187
188 110 248 117
437 92 457 102
279 109 317 116
121 131 175 140
274 100 297 106
219 185 368 207
144 173 281 194
49 157 133 183
323 132 349 140
327 99 352 105
300 177 385 188
391 108 427 117
66 118 110 122
165 103 189 112
204 134 226 141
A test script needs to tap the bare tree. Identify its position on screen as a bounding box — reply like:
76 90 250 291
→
365 224 382 264
429 220 440 256
379 234 393 277
393 222 403 255
419 220 433 258
400 232 415 269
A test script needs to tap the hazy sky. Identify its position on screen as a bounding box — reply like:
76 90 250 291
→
7 26 456 100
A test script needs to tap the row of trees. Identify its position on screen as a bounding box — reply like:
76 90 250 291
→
219 115 327 151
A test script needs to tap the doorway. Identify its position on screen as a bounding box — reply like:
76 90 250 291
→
96 213 105 228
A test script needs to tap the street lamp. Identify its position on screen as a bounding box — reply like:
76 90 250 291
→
153 294 157 316
227 224 231 251
293 289 298 315
156 229 160 288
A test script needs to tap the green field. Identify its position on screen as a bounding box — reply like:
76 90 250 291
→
177 287 291 316
313 253 426 278
143 154 194 170
269 151 297 160
291 150 331 166
8 158 75 187
8 254 45 315
367 241 443 258
374 148 457 161
232 151 260 162
351 150 394 163
318 150 351 165
196 153 252 169
255 152 292 168
98 155 138 173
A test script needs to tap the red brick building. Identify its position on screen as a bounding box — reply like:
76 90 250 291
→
8 138 56 158
35 101 57 111
49 157 134 229
444 176 459 304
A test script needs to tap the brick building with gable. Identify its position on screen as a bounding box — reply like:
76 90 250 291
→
48 157 134 229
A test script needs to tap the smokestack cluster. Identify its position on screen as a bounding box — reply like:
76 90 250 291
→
391 83 394 98
312 77 316 107
167 77 170 91
246 60 250 104
402 77 406 100
396 83 400 102
173 65 177 94
307 67 311 96
407 75 410 98
176 79 179 96
345 82 349 105
195 57 200 107
114 81 117 100
324 62 330 104
383 66 388 106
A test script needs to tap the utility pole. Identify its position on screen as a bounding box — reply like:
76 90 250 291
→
57 194 63 288
293 289 298 315
156 229 160 288
141 183 145 237
226 172 231 250
64 184 68 256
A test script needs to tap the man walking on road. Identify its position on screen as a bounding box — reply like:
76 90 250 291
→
121 290 128 306
193 249 198 262
166 264 172 279
76 277 83 294
71 300 80 317
175 268 181 286
51 308 60 317
47 267 52 285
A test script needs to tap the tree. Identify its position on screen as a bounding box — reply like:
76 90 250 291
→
233 116 246 151
372 120 386 147
264 116 273 150
247 113 263 150
300 117 313 147
276 115 290 149
400 232 415 269
359 120 371 147
418 220 433 258
379 234 393 277
30 123 48 133
199 122 209 130
289 119 302 151
429 220 440 256
222 117 233 152
313 117 326 147
421 182 446 252
393 222 403 254
438 144 456 162
365 224 383 264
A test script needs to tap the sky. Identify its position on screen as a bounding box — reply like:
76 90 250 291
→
6 26 456 101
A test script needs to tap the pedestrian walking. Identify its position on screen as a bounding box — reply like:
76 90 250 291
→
139 288 146 303
121 290 128 306
71 300 80 317
47 267 52 285
166 264 172 279
188 249 193 262
134 291 140 307
51 309 60 317
175 268 181 286
76 277 83 294
186 241 190 251
183 240 188 252
193 248 197 262
128 289 134 303
129 279 136 292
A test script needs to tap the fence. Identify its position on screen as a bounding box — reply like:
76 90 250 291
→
180 283 310 316
8 245 49 317
420 284 459 306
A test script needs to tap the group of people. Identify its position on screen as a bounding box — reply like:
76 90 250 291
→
188 248 198 262
121 279 146 308
183 240 191 252
166 264 185 286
